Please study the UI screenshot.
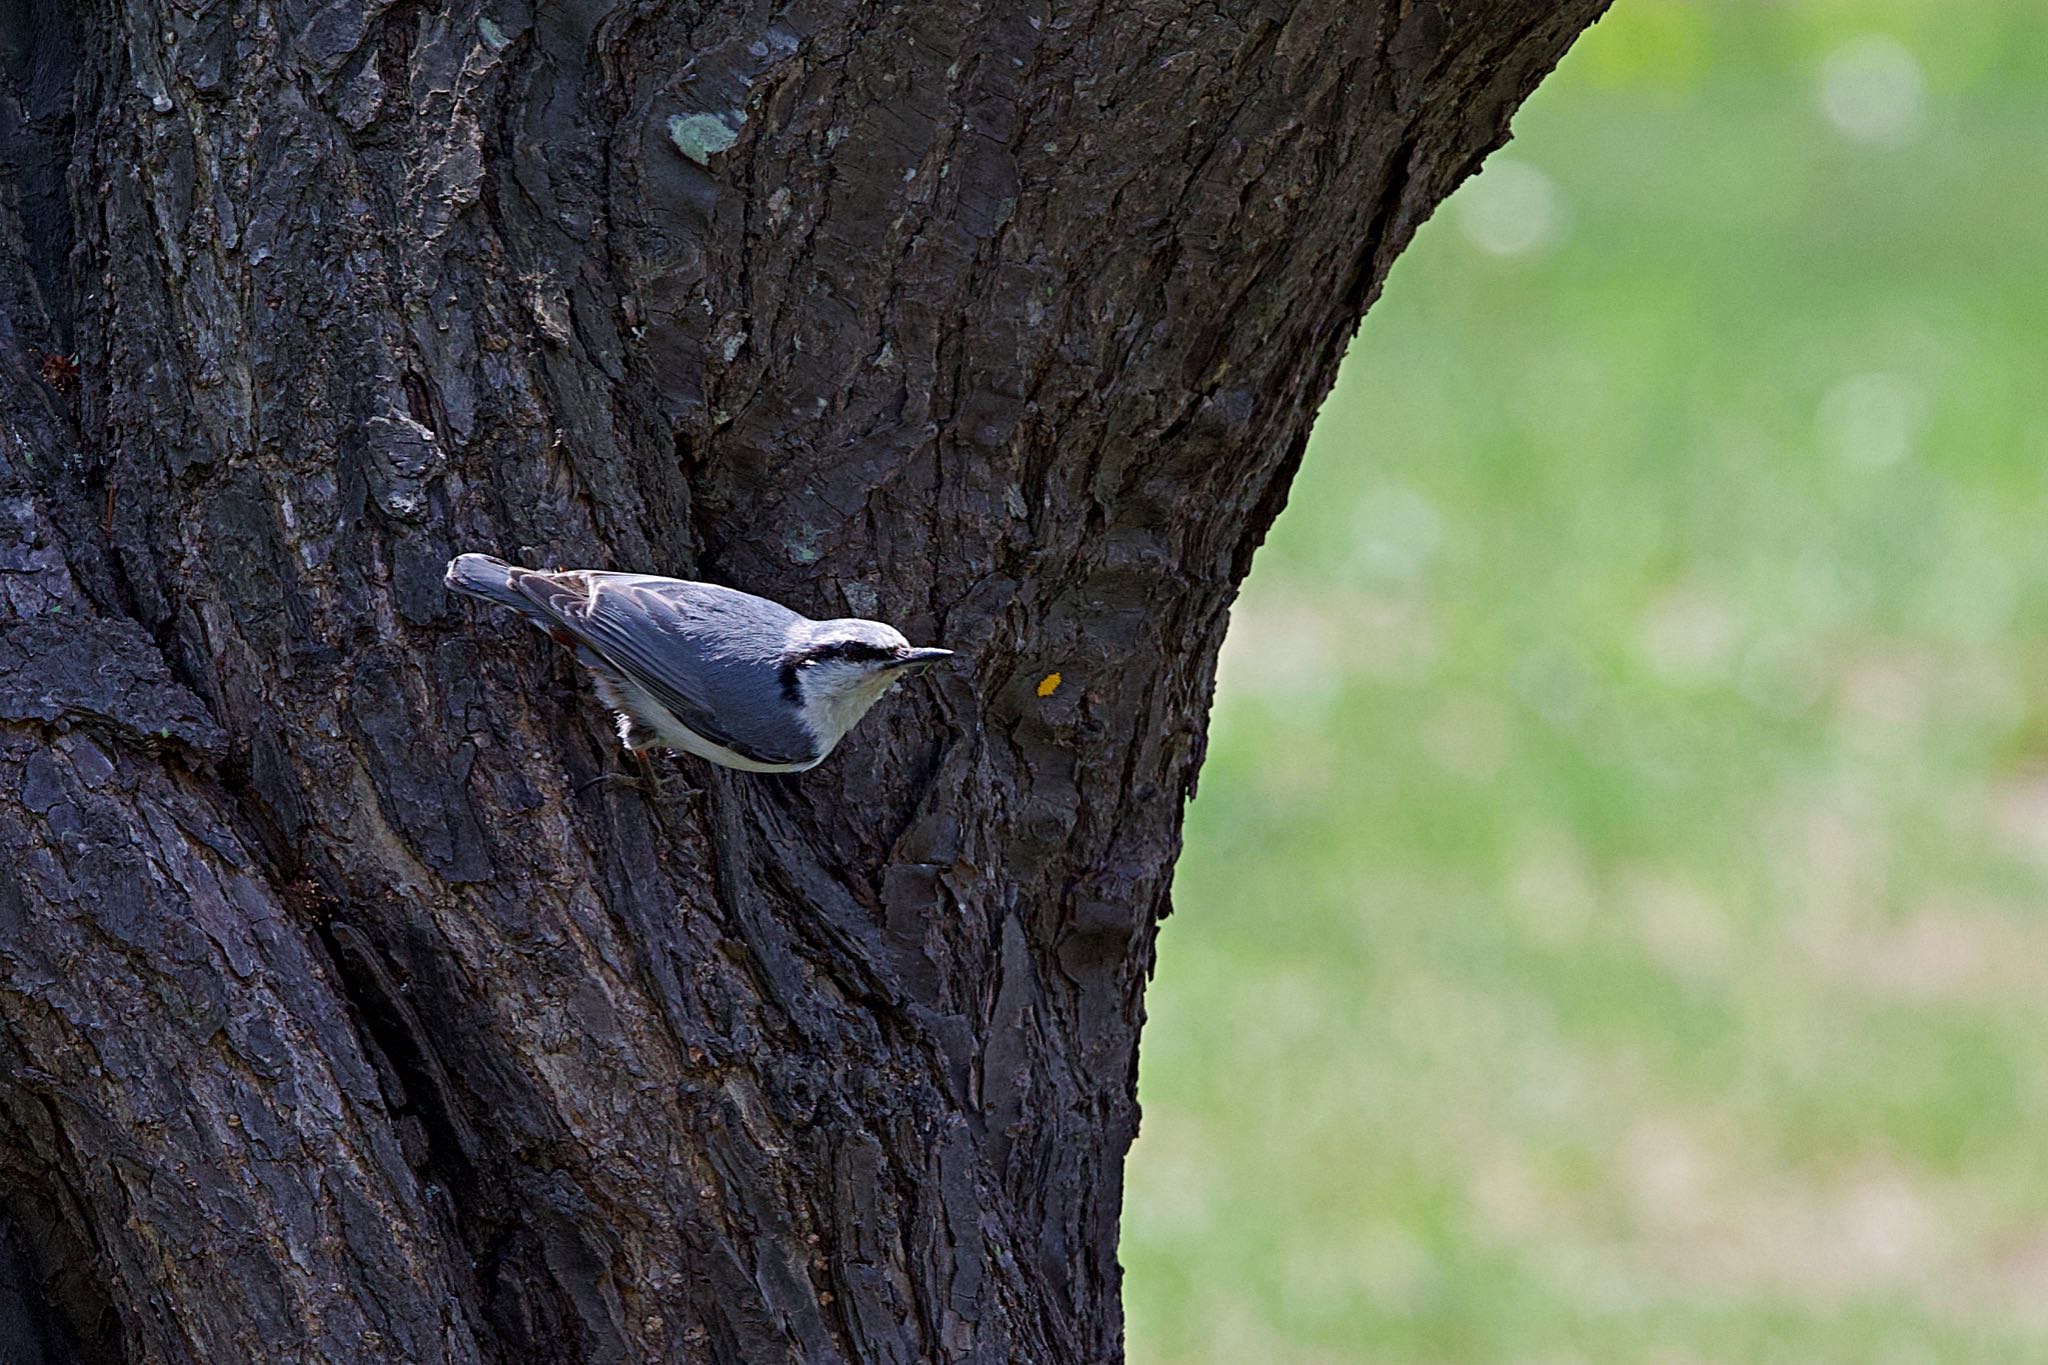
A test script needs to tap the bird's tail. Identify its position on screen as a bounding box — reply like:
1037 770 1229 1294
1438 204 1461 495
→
444 553 531 611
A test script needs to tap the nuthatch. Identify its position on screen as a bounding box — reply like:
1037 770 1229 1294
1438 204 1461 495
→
446 554 953 772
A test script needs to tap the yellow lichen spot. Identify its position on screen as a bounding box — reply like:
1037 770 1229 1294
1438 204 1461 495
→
1036 672 1062 698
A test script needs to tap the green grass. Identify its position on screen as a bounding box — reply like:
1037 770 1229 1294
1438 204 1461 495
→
1124 3 2048 1362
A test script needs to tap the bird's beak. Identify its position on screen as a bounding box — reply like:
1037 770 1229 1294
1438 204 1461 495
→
885 647 955 671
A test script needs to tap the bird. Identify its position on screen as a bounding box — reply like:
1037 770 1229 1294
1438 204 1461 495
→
445 553 953 773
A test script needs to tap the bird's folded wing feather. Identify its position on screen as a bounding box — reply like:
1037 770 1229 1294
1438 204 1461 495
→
513 574 815 767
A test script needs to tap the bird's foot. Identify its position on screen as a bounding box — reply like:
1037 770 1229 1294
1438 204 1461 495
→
571 750 695 809
633 748 668 800
573 768 644 797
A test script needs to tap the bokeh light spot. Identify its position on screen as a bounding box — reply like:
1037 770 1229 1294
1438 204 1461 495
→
1454 158 1566 258
1816 34 1927 147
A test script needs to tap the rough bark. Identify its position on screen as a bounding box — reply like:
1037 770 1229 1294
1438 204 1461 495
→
0 0 1607 1360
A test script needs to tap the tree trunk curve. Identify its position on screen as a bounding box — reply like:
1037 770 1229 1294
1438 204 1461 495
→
0 1 1607 1360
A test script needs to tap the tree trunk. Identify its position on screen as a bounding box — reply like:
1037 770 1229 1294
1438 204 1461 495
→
0 0 1607 1360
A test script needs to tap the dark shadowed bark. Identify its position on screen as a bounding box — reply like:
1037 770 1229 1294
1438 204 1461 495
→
0 0 1607 1360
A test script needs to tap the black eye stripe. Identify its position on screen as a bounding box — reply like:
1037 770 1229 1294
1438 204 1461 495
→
809 640 892 663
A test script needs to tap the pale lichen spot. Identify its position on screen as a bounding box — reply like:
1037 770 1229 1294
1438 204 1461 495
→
784 526 824 565
669 112 743 167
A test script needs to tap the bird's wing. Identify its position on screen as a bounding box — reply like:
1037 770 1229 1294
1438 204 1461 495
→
511 572 816 767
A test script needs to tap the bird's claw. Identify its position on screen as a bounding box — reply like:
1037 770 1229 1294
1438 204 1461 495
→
573 752 675 802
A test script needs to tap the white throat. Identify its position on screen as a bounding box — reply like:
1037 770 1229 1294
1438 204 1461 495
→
797 662 900 748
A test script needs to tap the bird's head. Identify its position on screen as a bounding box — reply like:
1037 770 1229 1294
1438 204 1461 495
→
784 619 953 743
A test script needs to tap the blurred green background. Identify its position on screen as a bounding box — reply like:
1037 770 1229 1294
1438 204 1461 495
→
1123 2 2048 1362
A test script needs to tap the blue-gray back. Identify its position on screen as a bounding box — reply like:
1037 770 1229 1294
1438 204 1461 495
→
513 570 817 766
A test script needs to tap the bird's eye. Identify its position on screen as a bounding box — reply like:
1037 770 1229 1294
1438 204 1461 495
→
814 640 886 663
